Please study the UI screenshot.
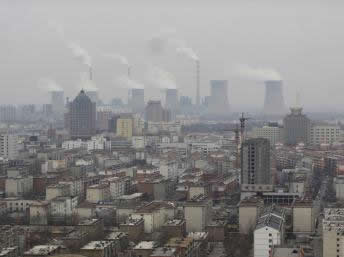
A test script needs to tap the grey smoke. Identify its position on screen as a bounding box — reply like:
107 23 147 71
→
234 64 282 81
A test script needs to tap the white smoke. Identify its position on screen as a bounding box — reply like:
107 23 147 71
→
233 64 282 81
68 42 92 67
79 72 98 91
104 53 129 66
176 47 199 61
37 78 63 92
148 29 198 60
48 21 93 68
116 76 144 89
145 66 177 89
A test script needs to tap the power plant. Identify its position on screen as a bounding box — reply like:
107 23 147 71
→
196 60 200 106
165 89 178 111
129 88 145 113
208 80 229 115
50 90 65 115
263 80 286 115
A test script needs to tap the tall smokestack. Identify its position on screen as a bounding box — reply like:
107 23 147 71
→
196 60 200 106
128 66 131 78
89 66 93 81
263 80 286 115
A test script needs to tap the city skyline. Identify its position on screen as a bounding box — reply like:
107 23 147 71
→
1 0 344 112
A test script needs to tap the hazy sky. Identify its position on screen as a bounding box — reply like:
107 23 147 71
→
1 0 344 111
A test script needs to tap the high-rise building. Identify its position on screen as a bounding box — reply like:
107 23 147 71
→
85 90 98 104
263 80 286 115
67 90 96 139
208 80 229 115
116 114 134 139
129 88 145 113
253 123 284 146
241 138 271 185
145 100 171 122
283 107 310 145
42 104 53 116
96 110 113 132
51 91 65 115
0 134 19 160
0 105 16 123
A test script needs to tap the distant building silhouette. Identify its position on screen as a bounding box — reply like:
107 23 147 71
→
67 90 96 139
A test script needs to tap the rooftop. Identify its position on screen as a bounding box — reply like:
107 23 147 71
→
81 241 112 250
150 247 177 257
24 245 60 255
136 201 175 213
133 241 157 250
164 219 185 226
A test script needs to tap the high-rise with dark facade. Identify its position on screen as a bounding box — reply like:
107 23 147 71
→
241 138 271 185
283 107 310 145
67 90 96 139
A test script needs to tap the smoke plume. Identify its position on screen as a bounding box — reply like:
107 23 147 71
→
79 72 98 91
116 76 144 89
37 78 63 92
148 29 198 60
104 53 129 66
176 47 199 61
145 66 177 89
49 22 92 69
68 42 92 67
233 64 282 81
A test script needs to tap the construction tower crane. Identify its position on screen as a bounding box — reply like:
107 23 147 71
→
239 112 251 144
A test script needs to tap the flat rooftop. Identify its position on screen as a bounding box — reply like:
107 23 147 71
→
81 241 112 250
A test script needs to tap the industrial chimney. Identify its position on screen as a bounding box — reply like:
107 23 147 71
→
263 80 286 115
196 60 200 106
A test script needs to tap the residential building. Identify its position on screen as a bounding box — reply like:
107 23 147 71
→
5 176 33 197
292 199 314 233
184 195 211 233
131 201 175 233
253 123 284 146
46 184 70 201
310 123 341 145
241 138 271 186
323 208 344 257
86 184 111 203
0 134 19 160
239 197 264 234
117 114 134 139
254 206 285 257
80 240 115 257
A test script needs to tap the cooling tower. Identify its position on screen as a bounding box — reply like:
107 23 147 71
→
208 80 229 115
129 88 145 113
263 80 286 115
85 90 98 104
51 91 64 115
165 89 178 111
